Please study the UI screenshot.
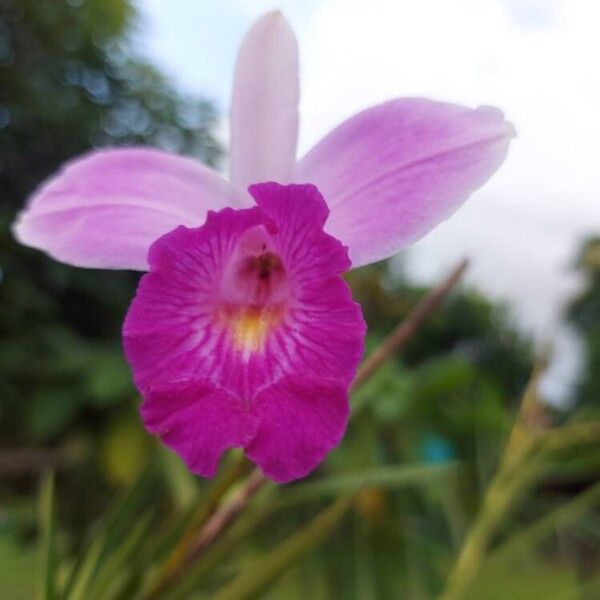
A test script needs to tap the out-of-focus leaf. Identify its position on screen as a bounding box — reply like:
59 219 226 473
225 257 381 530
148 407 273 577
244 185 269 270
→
37 472 57 600
211 495 354 600
467 558 577 600
62 464 157 598
65 538 103 600
87 510 154 600
351 346 413 417
0 528 37 600
127 452 249 599
161 487 276 600
485 481 600 572
159 446 199 510
28 390 81 441
127 481 263 600
84 349 134 408
100 412 151 486
279 463 459 505
353 514 378 600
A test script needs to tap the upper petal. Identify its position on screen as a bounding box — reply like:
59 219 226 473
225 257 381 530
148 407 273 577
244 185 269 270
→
229 12 300 199
294 98 515 267
12 148 236 271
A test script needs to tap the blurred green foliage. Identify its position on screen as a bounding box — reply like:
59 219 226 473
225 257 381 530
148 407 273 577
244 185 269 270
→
0 0 220 449
568 237 600 410
0 1 599 599
0 0 221 547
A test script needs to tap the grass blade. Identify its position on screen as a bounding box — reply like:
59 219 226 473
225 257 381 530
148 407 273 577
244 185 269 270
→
486 480 600 568
62 462 157 599
37 471 57 600
279 462 458 505
211 495 355 600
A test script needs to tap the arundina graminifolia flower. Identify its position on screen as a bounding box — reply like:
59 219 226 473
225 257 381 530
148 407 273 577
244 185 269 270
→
12 12 515 482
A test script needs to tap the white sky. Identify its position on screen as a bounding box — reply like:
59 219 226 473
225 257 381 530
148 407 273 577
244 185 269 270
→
135 0 600 403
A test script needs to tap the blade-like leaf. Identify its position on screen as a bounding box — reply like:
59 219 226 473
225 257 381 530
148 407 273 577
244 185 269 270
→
161 486 276 600
486 481 600 569
87 510 155 599
62 462 158 599
159 447 199 510
163 464 457 600
116 452 249 600
65 538 104 600
278 462 459 505
37 471 57 600
211 495 354 600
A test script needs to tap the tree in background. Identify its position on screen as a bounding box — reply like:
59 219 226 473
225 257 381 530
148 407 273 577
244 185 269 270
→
346 262 533 475
4 5 600 599
0 0 536 493
0 0 221 452
568 237 600 410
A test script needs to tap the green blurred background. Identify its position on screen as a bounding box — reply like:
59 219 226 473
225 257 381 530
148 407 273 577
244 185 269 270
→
1 1 599 598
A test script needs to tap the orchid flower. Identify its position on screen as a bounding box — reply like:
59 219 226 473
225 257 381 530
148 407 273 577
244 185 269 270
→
12 12 514 482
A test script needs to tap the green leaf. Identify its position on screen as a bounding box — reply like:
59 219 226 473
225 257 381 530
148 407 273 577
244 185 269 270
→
87 511 155 600
84 349 134 408
123 452 249 599
278 463 459 505
62 463 158 599
161 487 276 600
466 559 577 600
0 532 37 599
485 481 600 572
100 413 151 486
37 472 57 600
29 390 81 441
65 538 104 600
211 495 355 600
159 446 199 510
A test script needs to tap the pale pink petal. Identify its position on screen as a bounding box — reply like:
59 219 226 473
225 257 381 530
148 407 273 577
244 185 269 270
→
294 98 515 267
12 148 237 271
229 12 299 198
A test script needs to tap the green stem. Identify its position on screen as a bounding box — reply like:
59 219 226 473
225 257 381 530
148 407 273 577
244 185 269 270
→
37 472 57 600
144 452 249 599
488 480 600 569
439 391 600 600
212 495 355 600
439 456 545 600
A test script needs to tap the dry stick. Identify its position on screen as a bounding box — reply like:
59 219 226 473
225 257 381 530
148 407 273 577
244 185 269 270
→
0 447 68 476
188 468 267 557
352 257 469 390
152 257 469 598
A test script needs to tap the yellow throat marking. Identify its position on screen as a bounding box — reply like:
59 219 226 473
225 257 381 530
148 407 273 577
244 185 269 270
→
225 306 283 357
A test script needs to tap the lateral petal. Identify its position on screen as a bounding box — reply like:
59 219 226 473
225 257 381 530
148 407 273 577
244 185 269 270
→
12 148 236 270
295 98 515 267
